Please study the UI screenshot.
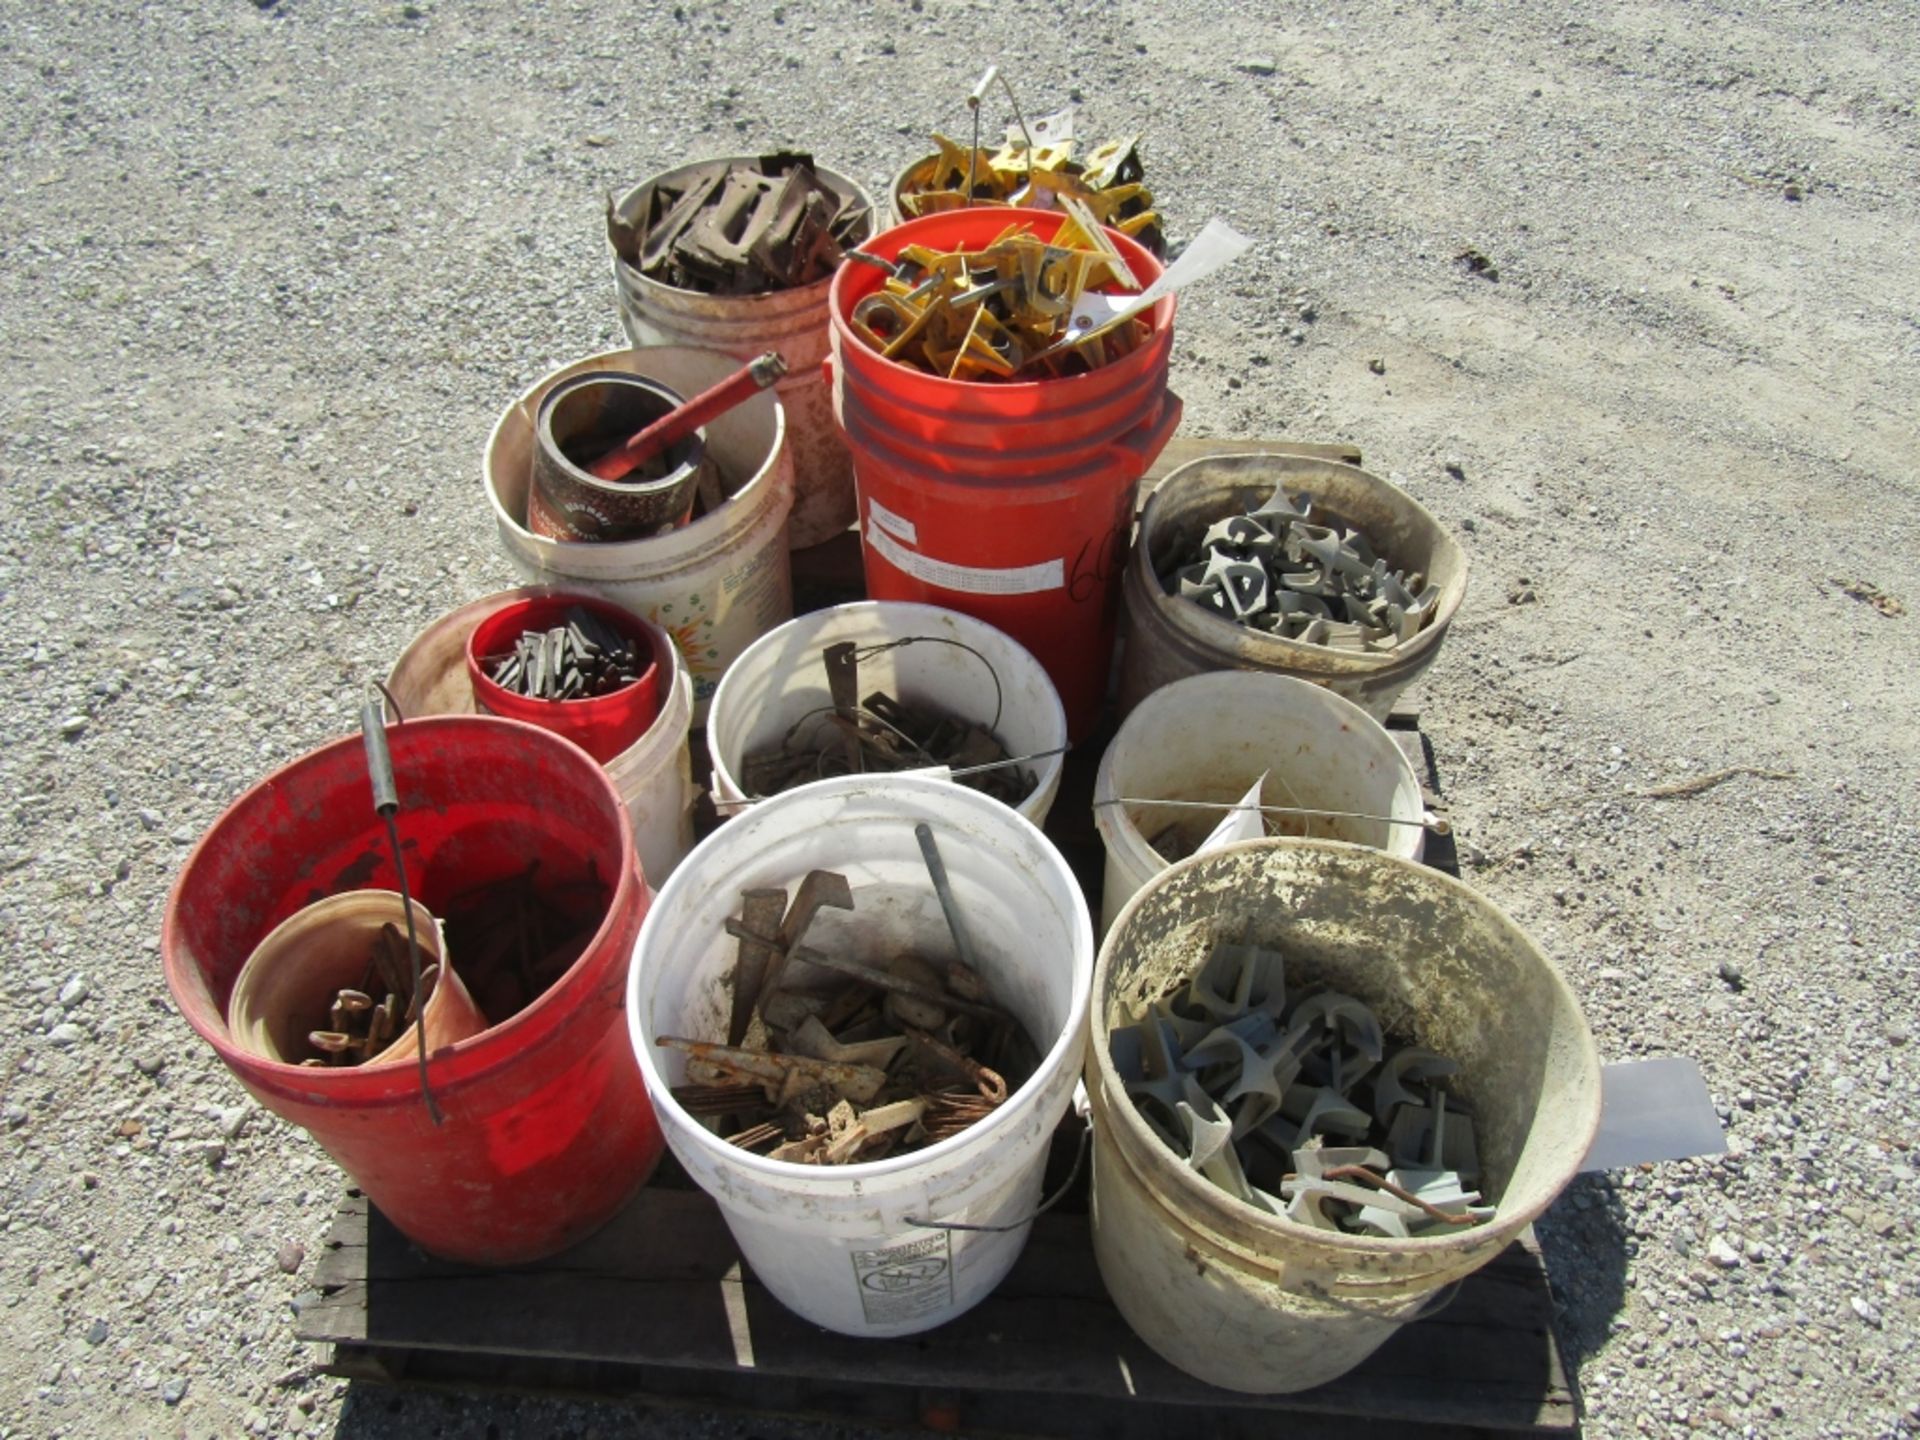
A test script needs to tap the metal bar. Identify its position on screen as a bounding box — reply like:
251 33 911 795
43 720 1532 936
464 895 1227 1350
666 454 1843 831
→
1094 796 1448 836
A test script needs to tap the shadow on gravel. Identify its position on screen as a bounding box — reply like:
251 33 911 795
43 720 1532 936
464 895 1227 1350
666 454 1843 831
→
1534 1170 1632 1388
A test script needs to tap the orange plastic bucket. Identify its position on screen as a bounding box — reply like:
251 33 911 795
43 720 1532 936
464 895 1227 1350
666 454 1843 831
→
827 208 1180 737
161 716 664 1266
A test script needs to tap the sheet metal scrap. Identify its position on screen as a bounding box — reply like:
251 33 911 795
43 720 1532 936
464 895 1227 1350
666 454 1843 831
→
300 923 432 1067
1109 939 1492 1236
897 131 1165 257
848 217 1153 381
482 606 646 702
609 152 872 295
664 862 1038 1166
1159 485 1441 652
740 641 1034 806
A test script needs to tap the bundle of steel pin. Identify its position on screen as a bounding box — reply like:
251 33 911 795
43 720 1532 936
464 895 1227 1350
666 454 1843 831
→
608 152 871 295
1160 486 1442 652
739 639 1033 806
1110 939 1493 1237
483 606 644 702
898 131 1165 257
441 860 608 1026
848 211 1151 380
660 857 1037 1165
302 923 436 1067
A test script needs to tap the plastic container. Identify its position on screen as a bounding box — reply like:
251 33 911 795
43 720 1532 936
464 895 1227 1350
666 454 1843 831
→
486 346 795 723
388 588 696 887
527 370 710 542
826 207 1181 740
226 891 486 1066
611 157 873 550
162 716 665 1266
1119 452 1468 721
1092 671 1425 933
1088 840 1602 1393
627 774 1093 1337
466 593 665 765
707 601 1067 826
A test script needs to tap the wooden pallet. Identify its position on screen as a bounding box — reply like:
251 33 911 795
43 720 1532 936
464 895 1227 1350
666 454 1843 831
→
295 706 1575 1436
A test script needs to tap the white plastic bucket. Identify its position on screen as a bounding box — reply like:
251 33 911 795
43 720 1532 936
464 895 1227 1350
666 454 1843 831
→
385 588 696 886
485 346 795 723
1091 671 1425 933
707 601 1067 827
627 774 1093 1337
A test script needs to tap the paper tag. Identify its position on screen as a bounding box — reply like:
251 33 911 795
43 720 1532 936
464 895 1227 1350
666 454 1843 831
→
1009 106 1074 149
1580 1057 1726 1172
867 498 918 545
1068 217 1254 339
867 525 1064 596
1197 772 1268 855
852 1232 954 1326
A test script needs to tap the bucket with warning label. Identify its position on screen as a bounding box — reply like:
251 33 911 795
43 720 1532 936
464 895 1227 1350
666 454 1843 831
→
826 209 1181 740
625 773 1093 1337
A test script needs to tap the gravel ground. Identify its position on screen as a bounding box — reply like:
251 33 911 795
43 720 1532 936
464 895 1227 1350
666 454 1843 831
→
2 0 1917 1436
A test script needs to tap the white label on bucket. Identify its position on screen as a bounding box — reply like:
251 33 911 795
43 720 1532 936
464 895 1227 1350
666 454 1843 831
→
867 526 1065 596
851 1232 954 1326
866 498 918 545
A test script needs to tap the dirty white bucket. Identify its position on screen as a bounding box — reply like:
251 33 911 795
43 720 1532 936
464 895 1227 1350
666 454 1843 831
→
611 157 872 550
1089 840 1601 1393
485 346 795 722
627 774 1093 1337
1092 671 1425 933
707 601 1067 826
384 588 696 886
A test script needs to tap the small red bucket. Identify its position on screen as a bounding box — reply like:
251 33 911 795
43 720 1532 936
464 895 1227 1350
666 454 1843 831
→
466 593 664 764
826 208 1180 738
161 716 664 1266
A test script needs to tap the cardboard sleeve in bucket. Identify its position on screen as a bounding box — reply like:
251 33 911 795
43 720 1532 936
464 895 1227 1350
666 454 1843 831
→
161 716 665 1267
1119 452 1469 721
485 346 796 723
826 207 1181 740
1086 839 1601 1394
626 774 1094 1338
386 587 698 886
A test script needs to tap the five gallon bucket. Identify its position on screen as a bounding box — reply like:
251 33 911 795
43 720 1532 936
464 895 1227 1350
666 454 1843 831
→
485 346 795 722
827 207 1182 740
385 587 697 886
1087 840 1601 1393
1119 452 1468 721
707 601 1068 826
627 774 1093 1337
162 716 665 1266
612 157 873 550
1092 671 1426 933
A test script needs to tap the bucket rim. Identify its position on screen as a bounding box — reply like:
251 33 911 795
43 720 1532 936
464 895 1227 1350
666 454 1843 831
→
628 771 1094 1183
1089 835 1603 1260
162 714 644 1095
828 206 1174 401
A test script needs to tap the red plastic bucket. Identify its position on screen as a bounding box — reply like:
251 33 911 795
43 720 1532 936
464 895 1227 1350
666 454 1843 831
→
161 716 664 1266
826 208 1180 737
466 592 665 763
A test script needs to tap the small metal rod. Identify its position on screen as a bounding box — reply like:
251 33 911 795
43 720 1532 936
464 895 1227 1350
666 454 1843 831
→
964 65 996 208
995 68 1037 160
915 822 981 973
1316 1165 1483 1227
947 745 1069 779
1094 796 1448 836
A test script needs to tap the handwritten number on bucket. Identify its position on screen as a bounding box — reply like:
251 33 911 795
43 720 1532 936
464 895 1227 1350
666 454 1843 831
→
1069 523 1128 604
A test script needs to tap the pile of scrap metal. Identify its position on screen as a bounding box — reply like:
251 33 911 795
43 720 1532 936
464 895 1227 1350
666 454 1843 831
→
481 605 646 701
897 131 1165 256
1160 486 1441 651
741 640 1034 806
608 152 872 295
1111 940 1492 1237
848 210 1151 379
441 861 610 1025
661 863 1035 1165
303 925 439 1067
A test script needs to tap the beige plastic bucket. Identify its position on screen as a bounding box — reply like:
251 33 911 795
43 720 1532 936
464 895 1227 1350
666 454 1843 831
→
1118 453 1468 721
1091 671 1426 934
1088 840 1601 1393
484 346 794 723
706 601 1067 826
385 588 696 886
611 157 872 550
